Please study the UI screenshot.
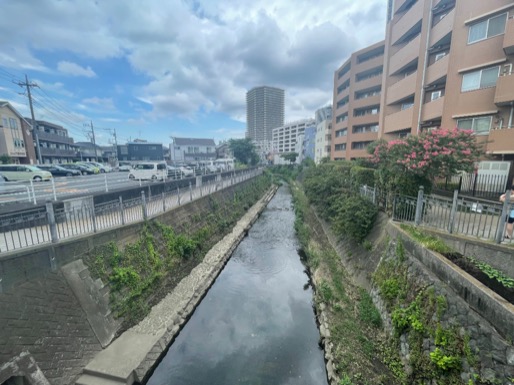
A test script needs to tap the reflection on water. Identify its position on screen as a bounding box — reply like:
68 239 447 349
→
146 186 328 385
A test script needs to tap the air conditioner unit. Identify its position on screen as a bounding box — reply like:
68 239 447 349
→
502 63 512 76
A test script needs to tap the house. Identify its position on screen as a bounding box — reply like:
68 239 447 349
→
117 142 164 162
170 137 216 164
0 101 32 164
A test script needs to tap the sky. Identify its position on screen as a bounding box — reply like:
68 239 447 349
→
0 0 386 147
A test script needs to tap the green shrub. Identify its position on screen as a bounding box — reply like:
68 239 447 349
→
430 348 461 371
358 289 382 328
332 196 378 242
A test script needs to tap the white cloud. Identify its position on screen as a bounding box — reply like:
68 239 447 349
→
1 0 387 126
57 61 96 78
82 97 116 110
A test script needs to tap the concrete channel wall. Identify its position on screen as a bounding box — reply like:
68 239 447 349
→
0 176 270 385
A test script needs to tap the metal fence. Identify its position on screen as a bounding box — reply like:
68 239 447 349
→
434 173 509 199
360 185 513 245
0 168 261 253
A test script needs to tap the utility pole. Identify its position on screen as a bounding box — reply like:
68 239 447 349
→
102 128 118 166
15 75 42 164
84 121 97 161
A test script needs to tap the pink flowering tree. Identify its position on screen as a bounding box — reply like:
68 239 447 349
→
368 128 483 197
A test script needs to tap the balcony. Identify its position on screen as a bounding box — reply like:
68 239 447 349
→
40 147 76 157
349 131 379 143
429 8 454 47
354 74 383 92
386 72 417 105
504 16 514 55
356 55 384 74
389 34 421 76
391 0 423 44
486 127 514 155
36 131 74 144
494 74 514 106
425 54 449 85
351 113 380 127
421 96 444 121
353 94 381 110
383 107 414 134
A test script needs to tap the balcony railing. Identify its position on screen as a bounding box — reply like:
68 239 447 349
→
40 147 76 157
503 16 514 55
36 131 74 144
494 73 514 106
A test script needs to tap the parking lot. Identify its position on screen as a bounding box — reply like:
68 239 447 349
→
0 171 196 208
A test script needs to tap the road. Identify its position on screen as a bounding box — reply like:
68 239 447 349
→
0 172 191 207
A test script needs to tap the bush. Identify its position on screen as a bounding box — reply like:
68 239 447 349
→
332 196 378 242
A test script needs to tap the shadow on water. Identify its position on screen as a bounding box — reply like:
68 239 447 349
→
145 185 328 385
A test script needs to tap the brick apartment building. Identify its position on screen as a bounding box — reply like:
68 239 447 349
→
331 41 384 160
332 0 514 167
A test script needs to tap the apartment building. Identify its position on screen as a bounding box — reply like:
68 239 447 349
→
379 0 514 165
331 41 385 160
272 118 315 154
28 120 77 164
0 101 29 164
315 106 332 163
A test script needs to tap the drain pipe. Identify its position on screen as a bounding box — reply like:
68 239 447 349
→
509 103 514 129
417 0 434 134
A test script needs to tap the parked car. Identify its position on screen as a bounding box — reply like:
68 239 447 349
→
129 162 168 181
118 162 132 172
62 163 96 175
0 164 52 182
37 165 81 177
77 163 100 174
87 162 112 173
180 166 195 177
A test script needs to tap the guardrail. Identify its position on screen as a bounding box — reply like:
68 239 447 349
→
0 170 217 206
360 185 513 245
0 168 262 253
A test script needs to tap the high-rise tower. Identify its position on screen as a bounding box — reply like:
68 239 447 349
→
246 86 285 152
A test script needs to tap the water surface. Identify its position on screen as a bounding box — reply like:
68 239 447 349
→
147 186 328 385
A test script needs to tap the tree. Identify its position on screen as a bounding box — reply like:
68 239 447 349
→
280 152 299 164
229 138 259 165
369 127 483 196
0 154 12 164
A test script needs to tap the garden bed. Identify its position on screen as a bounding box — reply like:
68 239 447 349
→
442 251 514 304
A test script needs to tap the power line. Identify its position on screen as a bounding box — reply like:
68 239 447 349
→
31 94 86 132
31 99 88 139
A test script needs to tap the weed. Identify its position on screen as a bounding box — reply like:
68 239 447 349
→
358 289 382 328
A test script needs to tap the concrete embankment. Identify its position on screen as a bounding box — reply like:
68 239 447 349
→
75 186 278 385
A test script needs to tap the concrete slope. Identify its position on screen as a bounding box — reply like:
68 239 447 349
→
74 186 277 385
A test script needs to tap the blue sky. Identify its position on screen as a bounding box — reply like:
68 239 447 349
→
0 0 386 147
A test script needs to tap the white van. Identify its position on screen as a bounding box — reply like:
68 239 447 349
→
0 164 52 182
128 162 168 181
198 160 217 173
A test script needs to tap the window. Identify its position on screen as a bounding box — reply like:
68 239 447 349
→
354 106 380 117
431 91 442 101
335 113 348 123
352 141 372 150
336 97 349 109
335 129 347 137
335 143 346 151
457 116 492 135
2 118 7 128
401 102 414 110
9 118 18 129
435 52 446 61
468 13 507 44
355 88 381 100
353 124 379 134
461 66 499 92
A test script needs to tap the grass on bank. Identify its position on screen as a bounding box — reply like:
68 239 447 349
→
291 182 404 385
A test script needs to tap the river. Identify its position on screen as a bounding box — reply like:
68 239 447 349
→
146 186 328 385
